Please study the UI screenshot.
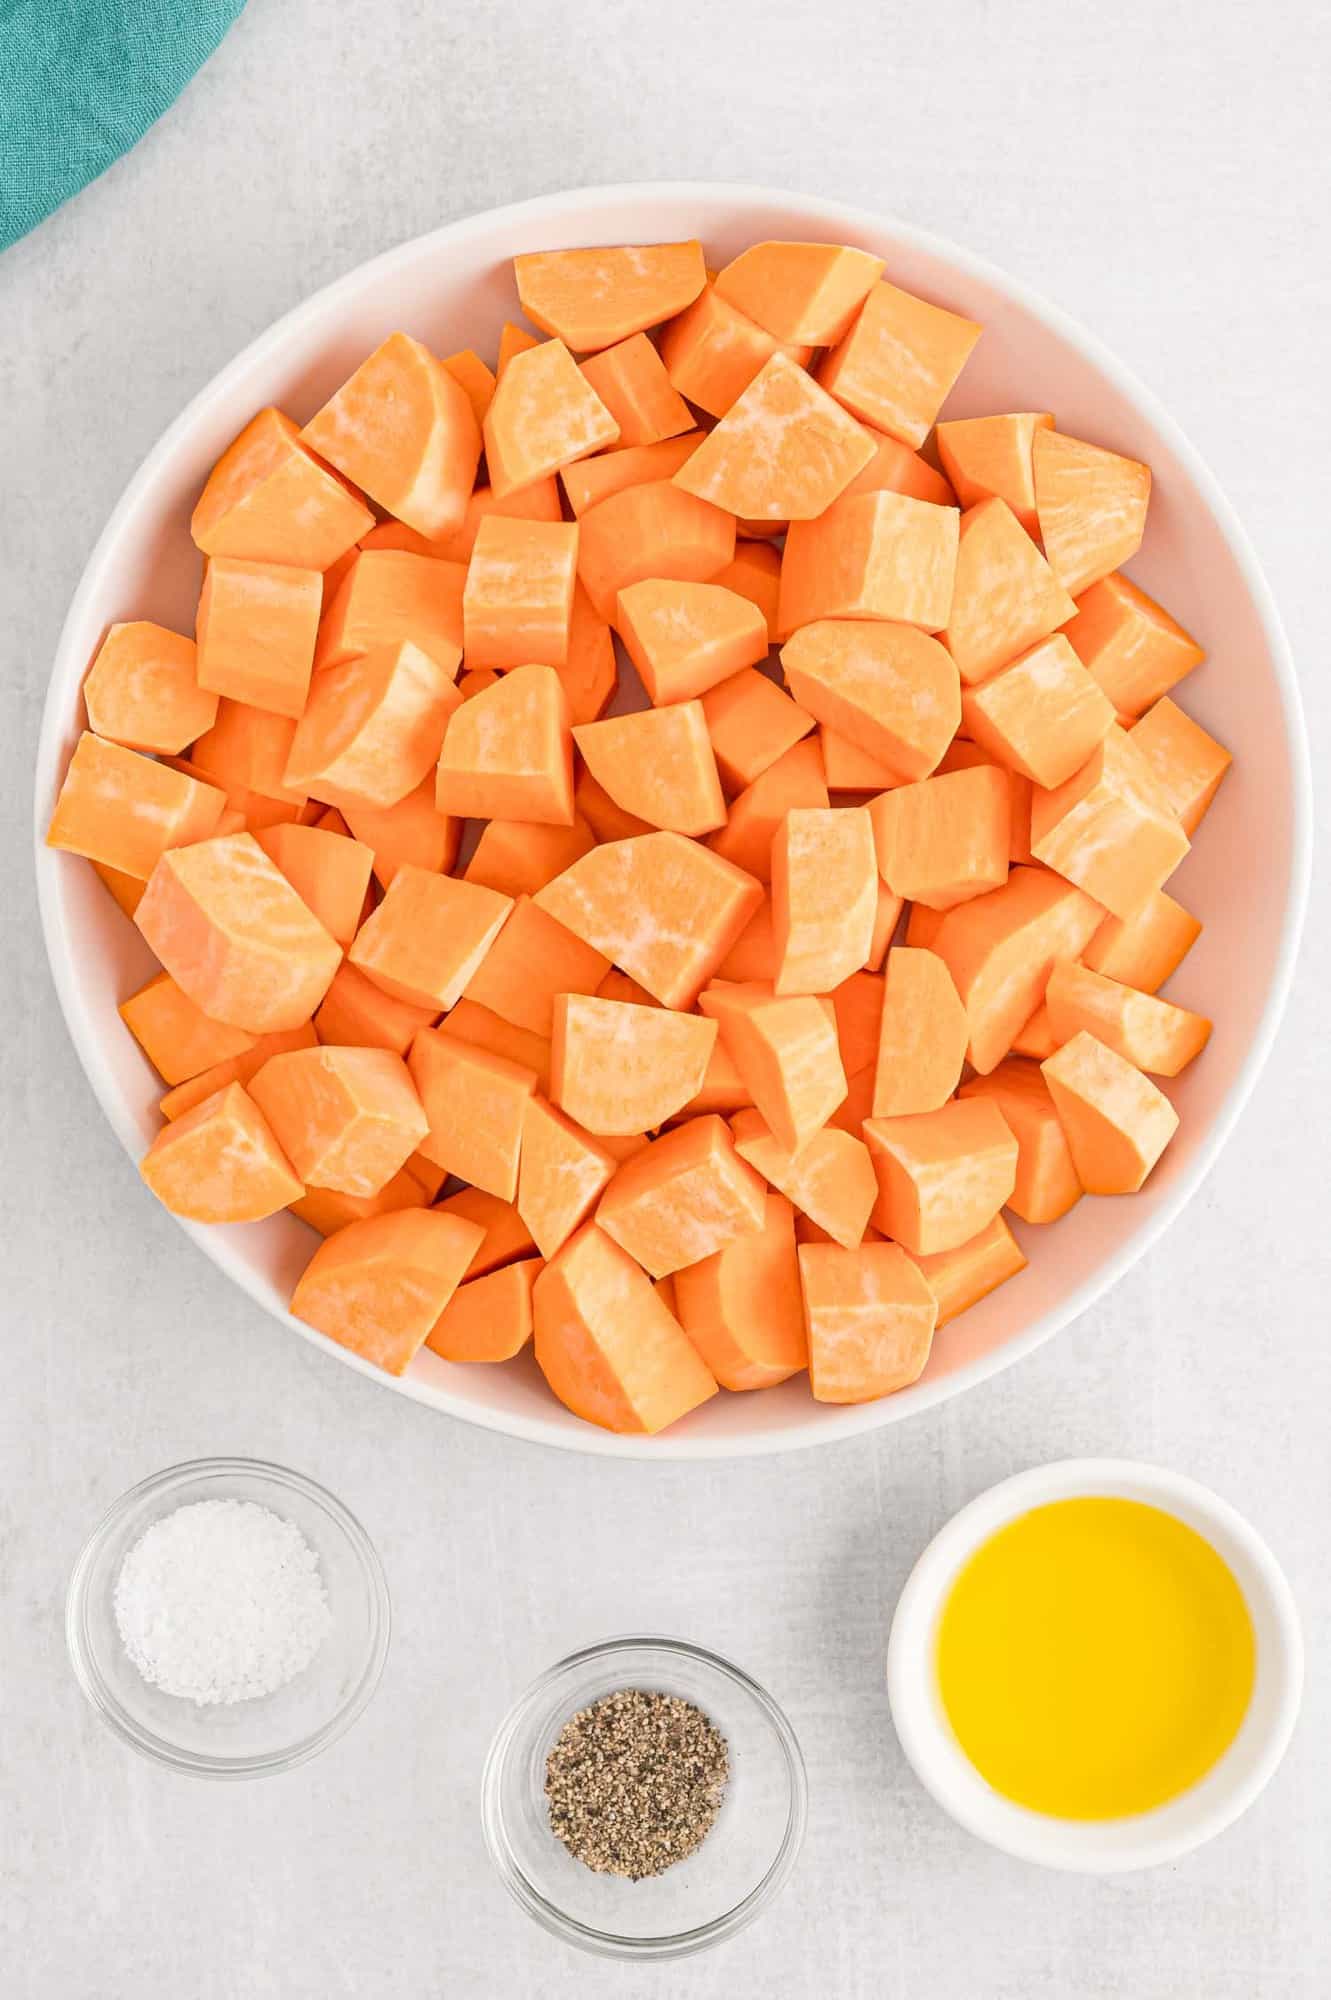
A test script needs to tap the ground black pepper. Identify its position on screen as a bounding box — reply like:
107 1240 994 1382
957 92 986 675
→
544 1687 730 1880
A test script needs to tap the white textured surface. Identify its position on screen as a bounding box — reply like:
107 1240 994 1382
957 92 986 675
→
2 1 1329 1993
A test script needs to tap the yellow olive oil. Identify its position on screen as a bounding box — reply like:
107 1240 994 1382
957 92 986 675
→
936 1497 1256 1820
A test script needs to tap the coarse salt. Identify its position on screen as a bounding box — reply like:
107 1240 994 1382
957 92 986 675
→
113 1498 332 1706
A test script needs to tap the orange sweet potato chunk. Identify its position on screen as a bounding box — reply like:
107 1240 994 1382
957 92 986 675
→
435 1184 538 1277
408 1028 538 1198
579 332 693 447
47 733 227 877
575 769 654 849
798 1240 938 1403
869 765 1010 910
82 621 217 754
285 642 461 809
772 806 877 994
959 1057 1082 1224
873 946 968 1117
555 582 619 725
290 1207 485 1375
1063 572 1204 719
120 970 253 1084
780 620 960 782
441 348 497 427
192 407 374 567
820 728 906 792
818 279 981 448
140 1081 303 1222
135 832 341 1032
249 1044 428 1196
551 995 716 1136
435 664 574 825
714 241 884 344
190 700 306 806
708 735 828 881
561 433 703 517
778 490 959 635
617 578 767 706
426 1258 540 1363
701 985 846 1154
672 1189 807 1390
731 1109 876 1250
596 1114 767 1278
1033 429 1151 597
839 428 956 508
960 633 1116 791
516 241 707 351
1041 1031 1178 1194
673 352 875 522
701 667 814 794
517 1095 617 1259
302 333 482 539
440 998 553 1091
864 1098 1018 1254
254 823 375 948
196 557 322 719
1029 725 1189 921
935 412 1053 536
349 865 511 1011
426 475 565 565
462 516 579 669
315 550 466 672
1045 960 1211 1077
343 776 460 887
497 322 541 376
483 339 619 497
1129 697 1232 835
576 480 736 621
290 1167 428 1238
573 703 726 837
710 541 783 642
532 1222 718 1435
534 830 762 1008
829 966 884 1078
714 896 780 982
464 813 596 899
1082 889 1201 995
942 498 1077 685
659 282 811 419
159 1022 320 1121
313 961 438 1055
909 1212 1028 1327
1010 1000 1060 1061
463 895 610 1036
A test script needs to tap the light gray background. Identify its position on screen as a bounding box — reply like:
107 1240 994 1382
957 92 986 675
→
3 2 1328 1994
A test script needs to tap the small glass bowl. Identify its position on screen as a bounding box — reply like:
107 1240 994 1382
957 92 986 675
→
66 1456 390 1778
481 1636 807 1960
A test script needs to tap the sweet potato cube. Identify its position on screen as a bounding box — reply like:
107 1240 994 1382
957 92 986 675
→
561 433 704 517
464 814 596 899
574 703 726 837
463 895 610 1036
426 1259 539 1363
617 578 767 707
533 1222 718 1434
576 480 736 621
82 621 217 754
708 735 828 882
192 406 373 567
673 351 875 522
780 620 959 783
820 730 906 793
435 1185 537 1277
778 490 959 635
710 542 783 642
839 428 956 508
714 242 884 344
960 633 1116 790
1010 1001 1060 1061
435 664 574 825
462 516 579 670
942 498 1076 685
313 961 438 1055
343 776 460 888
672 1189 807 1390
934 412 1053 536
731 1109 876 1250
909 1213 1028 1326
551 996 716 1136
798 1240 938 1403
427 475 566 565
701 667 814 794
195 557 321 718
190 700 306 806
817 278 980 448
441 348 497 427
1045 961 1211 1077
517 1096 616 1259
438 1000 551 1092
1063 572 1204 719
254 823 375 948
556 582 619 725
497 322 541 375
1033 429 1151 597
289 1168 429 1239
595 1115 767 1278
119 970 253 1085
301 332 481 539
1129 697 1232 834
315 550 466 672
515 242 707 353
864 1098 1018 1254
873 946 968 1117
829 967 884 1079
135 832 341 1032
1082 889 1201 995
249 1044 427 1196
772 806 877 994
349 865 511 1012
869 765 1010 910
579 332 693 447
140 1081 302 1223
959 1057 1082 1223
715 897 780 982
284 642 461 809
47 733 226 877
701 985 846 1153
660 281 811 419
290 1207 485 1375
1030 725 1189 921
159 1023 319 1121
573 766 666 849
407 1029 537 1198
534 830 763 1009
1041 1031 1179 1194
483 338 619 497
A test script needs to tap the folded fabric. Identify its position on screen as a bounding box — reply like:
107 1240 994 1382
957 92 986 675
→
0 0 247 253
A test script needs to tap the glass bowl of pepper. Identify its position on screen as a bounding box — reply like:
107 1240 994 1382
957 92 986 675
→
481 1634 808 1960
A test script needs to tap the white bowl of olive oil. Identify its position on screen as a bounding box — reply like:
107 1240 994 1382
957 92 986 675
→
886 1459 1302 1872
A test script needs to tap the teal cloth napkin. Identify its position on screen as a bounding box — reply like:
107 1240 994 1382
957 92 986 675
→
0 0 247 252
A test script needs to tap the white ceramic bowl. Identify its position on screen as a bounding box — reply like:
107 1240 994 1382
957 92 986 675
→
886 1459 1303 1871
33 183 1312 1458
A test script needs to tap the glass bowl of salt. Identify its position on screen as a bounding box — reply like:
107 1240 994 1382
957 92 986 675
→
66 1457 390 1777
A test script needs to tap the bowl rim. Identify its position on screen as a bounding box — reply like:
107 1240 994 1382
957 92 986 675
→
33 180 1315 1459
884 1457 1304 1872
65 1454 392 1778
479 1631 809 1960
